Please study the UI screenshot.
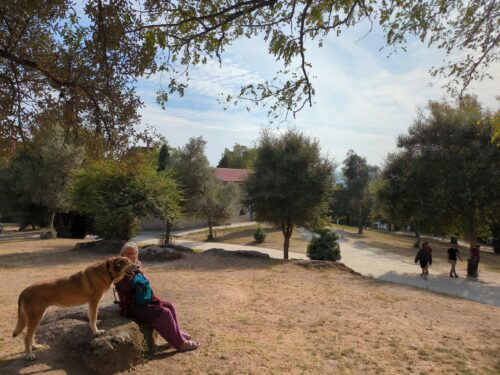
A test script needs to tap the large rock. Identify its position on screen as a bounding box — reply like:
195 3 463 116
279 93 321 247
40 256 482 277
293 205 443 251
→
74 240 126 254
203 248 270 259
139 246 182 261
37 305 154 375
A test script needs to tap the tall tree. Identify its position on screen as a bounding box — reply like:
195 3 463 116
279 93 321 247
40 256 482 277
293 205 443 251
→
171 137 238 237
1 1 497 149
340 151 378 234
217 144 257 169
157 143 170 173
195 175 238 240
245 129 334 259
379 96 500 243
71 158 182 240
0 124 83 230
170 137 212 208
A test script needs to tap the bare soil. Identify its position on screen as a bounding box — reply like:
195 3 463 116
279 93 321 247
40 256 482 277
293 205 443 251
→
0 238 499 374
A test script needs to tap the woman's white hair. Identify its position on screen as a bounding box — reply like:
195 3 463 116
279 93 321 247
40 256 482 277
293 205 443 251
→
120 242 139 255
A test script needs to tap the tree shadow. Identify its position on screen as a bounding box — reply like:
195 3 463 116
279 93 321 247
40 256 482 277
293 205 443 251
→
0 247 109 269
146 251 282 273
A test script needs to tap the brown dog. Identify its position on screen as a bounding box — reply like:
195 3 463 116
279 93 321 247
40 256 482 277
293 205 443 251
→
13 256 132 360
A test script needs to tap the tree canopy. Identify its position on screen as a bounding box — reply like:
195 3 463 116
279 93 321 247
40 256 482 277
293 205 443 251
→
217 143 256 169
245 129 334 259
71 157 182 240
377 96 500 242
1 1 498 152
0 124 83 229
331 150 378 234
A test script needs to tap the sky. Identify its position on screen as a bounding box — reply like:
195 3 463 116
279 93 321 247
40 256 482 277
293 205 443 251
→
136 22 499 168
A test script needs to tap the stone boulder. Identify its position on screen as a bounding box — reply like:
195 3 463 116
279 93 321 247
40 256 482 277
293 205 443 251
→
203 248 270 259
37 305 154 375
139 246 182 262
73 240 126 254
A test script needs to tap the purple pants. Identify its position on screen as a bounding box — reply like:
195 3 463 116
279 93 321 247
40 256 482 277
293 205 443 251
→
150 301 188 349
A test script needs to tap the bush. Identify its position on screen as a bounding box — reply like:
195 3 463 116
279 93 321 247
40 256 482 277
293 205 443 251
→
253 226 266 243
307 229 341 261
71 160 181 240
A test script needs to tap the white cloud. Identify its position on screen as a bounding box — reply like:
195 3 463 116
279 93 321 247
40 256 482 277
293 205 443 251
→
138 24 499 167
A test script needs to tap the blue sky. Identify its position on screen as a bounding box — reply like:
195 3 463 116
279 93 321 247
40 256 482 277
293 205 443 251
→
137 23 499 167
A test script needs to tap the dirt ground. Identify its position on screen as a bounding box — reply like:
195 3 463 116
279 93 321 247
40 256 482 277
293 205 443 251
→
0 238 499 374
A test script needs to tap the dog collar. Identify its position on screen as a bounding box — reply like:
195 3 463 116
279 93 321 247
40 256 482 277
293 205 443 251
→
106 260 115 281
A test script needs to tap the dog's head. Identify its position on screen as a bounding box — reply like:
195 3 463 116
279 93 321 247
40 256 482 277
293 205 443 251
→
107 256 133 282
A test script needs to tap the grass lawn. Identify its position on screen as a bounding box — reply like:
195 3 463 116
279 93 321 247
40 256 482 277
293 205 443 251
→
0 238 499 374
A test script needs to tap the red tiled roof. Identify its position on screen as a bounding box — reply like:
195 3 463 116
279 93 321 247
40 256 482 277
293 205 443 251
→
213 168 250 182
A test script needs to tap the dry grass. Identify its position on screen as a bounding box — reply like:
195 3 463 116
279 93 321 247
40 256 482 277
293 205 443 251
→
181 224 310 254
0 238 499 374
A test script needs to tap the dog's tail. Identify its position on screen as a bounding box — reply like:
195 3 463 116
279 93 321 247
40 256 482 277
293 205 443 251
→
12 295 26 337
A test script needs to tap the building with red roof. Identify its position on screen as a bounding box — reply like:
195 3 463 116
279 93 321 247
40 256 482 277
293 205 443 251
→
213 168 250 183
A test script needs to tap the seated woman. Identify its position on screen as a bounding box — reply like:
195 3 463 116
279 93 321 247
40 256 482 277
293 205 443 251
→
115 242 199 351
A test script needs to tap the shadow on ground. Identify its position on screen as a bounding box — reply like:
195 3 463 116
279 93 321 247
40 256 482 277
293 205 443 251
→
147 251 281 273
0 247 107 269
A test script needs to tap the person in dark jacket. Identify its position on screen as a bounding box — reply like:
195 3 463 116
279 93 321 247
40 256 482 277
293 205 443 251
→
447 243 462 278
115 242 199 351
415 242 432 280
469 243 481 277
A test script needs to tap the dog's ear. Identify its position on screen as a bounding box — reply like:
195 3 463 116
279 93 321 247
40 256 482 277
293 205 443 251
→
113 257 131 271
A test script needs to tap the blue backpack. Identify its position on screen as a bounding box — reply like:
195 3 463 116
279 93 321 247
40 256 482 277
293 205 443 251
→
131 272 153 305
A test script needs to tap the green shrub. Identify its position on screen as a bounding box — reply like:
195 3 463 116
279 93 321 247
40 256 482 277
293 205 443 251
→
71 160 181 240
253 226 266 243
307 229 341 261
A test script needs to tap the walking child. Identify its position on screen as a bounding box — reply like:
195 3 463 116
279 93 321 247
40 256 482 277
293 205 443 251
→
447 243 462 277
415 242 432 280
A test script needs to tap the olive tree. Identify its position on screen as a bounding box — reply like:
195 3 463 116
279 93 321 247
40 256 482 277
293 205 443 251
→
245 129 334 259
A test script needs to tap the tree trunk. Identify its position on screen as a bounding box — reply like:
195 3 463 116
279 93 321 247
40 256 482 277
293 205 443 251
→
357 204 363 234
48 211 56 230
468 210 478 244
283 233 291 260
282 220 293 260
164 220 173 244
414 228 421 248
207 219 214 240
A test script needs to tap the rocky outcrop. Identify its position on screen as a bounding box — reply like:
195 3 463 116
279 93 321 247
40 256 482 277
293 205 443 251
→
36 305 154 375
74 240 126 254
139 246 182 261
203 248 270 259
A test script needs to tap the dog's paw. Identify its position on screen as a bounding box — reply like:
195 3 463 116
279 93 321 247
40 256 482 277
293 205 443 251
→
32 344 46 351
93 329 105 336
25 352 36 361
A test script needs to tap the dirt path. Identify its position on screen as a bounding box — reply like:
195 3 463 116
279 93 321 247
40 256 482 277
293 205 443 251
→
339 238 500 307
